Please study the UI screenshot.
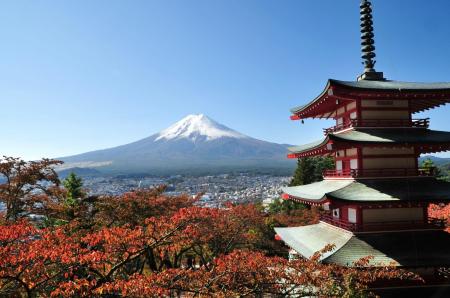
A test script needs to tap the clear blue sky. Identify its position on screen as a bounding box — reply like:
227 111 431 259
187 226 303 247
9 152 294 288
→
1 0 450 160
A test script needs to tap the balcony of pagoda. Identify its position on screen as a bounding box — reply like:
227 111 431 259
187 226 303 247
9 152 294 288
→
323 167 436 179
323 118 430 135
320 214 446 232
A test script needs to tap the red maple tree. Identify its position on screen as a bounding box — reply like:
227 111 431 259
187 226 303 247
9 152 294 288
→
0 156 419 297
428 203 450 233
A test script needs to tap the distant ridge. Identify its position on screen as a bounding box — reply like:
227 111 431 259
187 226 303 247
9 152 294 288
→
419 155 450 166
59 114 295 175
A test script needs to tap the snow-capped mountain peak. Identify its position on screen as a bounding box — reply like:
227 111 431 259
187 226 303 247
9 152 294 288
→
60 113 293 175
155 114 247 142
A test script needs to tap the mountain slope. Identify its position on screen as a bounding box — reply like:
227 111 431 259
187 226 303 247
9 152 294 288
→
60 114 294 175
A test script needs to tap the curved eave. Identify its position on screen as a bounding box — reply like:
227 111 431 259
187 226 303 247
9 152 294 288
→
331 79 450 113
290 79 450 118
281 180 354 205
326 178 450 203
330 79 450 92
328 128 450 154
274 223 353 261
282 193 328 206
276 224 450 267
287 138 334 159
289 128 450 159
411 100 450 114
283 178 450 204
289 80 351 120
290 80 331 114
323 230 450 267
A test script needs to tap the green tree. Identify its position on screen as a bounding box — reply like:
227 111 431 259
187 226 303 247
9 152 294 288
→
421 158 442 177
63 172 84 206
268 198 306 215
289 156 334 186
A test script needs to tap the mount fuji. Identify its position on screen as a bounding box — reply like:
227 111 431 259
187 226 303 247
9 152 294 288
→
59 114 294 175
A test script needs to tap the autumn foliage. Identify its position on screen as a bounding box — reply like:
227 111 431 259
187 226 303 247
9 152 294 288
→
0 156 62 221
0 157 418 297
429 203 450 233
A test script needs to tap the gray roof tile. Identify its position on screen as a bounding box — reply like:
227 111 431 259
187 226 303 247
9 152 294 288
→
275 223 450 267
289 128 450 155
283 178 450 202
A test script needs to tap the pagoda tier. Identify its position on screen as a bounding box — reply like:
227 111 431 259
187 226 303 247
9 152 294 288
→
287 128 450 179
290 79 450 120
282 178 450 204
281 177 450 232
288 128 450 158
276 1 450 292
275 222 450 267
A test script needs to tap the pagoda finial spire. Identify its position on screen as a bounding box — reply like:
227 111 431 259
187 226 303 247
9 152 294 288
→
357 0 384 81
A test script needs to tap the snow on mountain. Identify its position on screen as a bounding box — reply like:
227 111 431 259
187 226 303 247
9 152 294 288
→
155 114 247 142
59 114 294 175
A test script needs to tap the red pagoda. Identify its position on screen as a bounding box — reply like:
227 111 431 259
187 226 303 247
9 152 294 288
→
275 0 450 293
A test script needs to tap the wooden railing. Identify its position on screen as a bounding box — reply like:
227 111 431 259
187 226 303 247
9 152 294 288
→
323 118 429 135
323 167 436 178
321 214 445 232
323 122 352 135
321 214 357 231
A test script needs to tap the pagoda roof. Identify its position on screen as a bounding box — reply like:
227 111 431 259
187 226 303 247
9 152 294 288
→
290 79 450 118
282 178 450 204
328 128 450 144
288 128 450 157
274 222 353 260
275 222 450 267
288 139 329 157
282 180 352 203
330 79 450 92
